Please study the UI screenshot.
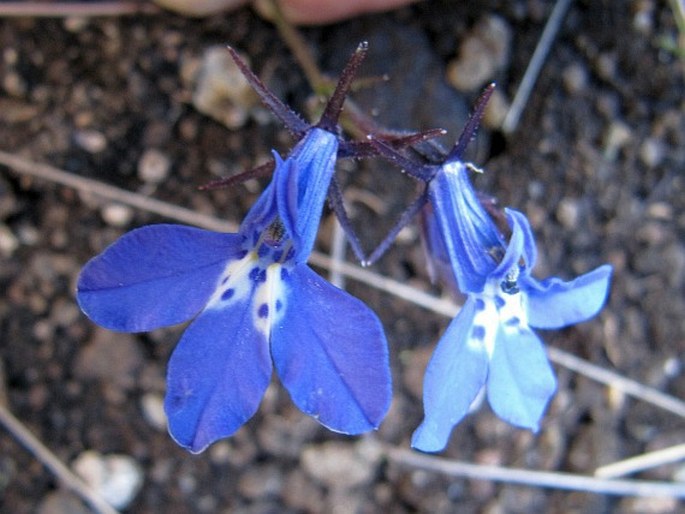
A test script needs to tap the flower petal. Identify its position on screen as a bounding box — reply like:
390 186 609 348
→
271 265 391 434
77 224 242 332
428 162 504 293
276 128 339 261
523 264 613 329
487 326 557 431
491 209 527 280
412 298 489 452
165 295 272 453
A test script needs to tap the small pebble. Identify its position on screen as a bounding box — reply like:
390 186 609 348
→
301 440 379 490
138 148 172 183
556 197 581 229
603 121 632 161
74 129 108 154
0 224 19 257
140 393 167 431
100 203 134 227
447 15 512 92
639 136 666 168
72 451 144 510
188 46 258 129
482 87 510 129
646 201 672 220
562 62 588 95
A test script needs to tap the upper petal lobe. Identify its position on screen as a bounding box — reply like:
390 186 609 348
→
77 224 243 332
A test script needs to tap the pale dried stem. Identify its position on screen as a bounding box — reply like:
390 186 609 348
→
502 0 574 133
386 446 685 498
0 403 120 514
595 443 685 479
0 1 159 17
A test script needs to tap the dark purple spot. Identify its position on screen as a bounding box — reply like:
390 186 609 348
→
284 247 295 262
221 288 235 301
249 267 267 283
280 268 290 281
494 296 505 309
505 316 520 327
471 325 486 341
272 250 283 262
258 303 269 318
221 276 229 285
252 230 260 245
236 249 248 259
475 299 485 311
275 300 283 311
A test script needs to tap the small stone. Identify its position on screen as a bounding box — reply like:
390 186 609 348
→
556 197 581 229
447 15 512 92
187 46 258 129
138 148 172 184
632 0 655 35
562 62 588 95
646 202 673 220
140 393 167 431
301 439 380 490
74 129 108 153
100 203 134 227
482 87 510 129
603 121 632 161
639 137 666 168
72 451 144 510
0 223 19 257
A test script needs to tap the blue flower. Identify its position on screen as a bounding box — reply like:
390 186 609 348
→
367 86 612 452
411 160 612 452
77 45 393 453
77 127 391 453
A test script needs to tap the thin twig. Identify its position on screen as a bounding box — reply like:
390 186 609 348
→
386 446 685 498
595 443 685 479
547 346 685 419
0 403 120 514
501 0 574 133
0 2 159 17
0 150 236 233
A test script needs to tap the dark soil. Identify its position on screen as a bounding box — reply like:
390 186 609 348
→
1 1 684 513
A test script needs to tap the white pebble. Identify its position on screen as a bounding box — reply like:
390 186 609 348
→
447 15 512 92
639 137 666 168
138 148 172 184
140 392 167 431
189 45 258 129
101 203 133 227
74 129 107 154
556 197 580 229
0 223 19 257
73 451 144 509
